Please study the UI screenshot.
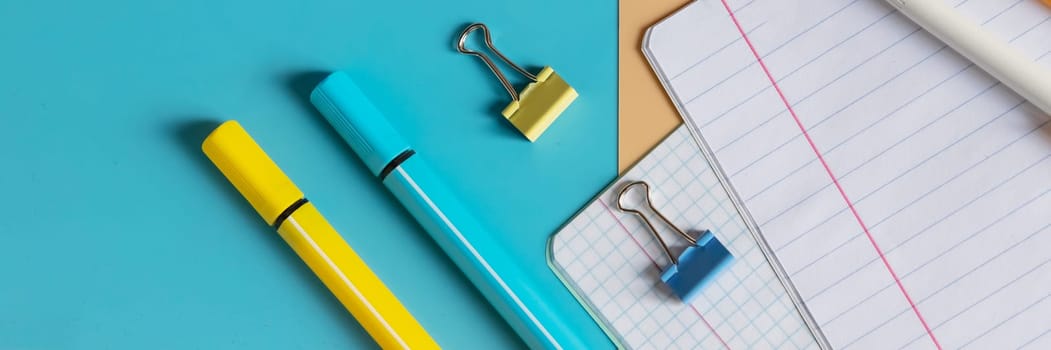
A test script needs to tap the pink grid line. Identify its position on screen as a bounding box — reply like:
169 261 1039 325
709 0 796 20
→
717 0 942 348
596 198 732 350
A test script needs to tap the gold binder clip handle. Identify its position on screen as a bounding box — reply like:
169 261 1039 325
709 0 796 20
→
456 23 537 101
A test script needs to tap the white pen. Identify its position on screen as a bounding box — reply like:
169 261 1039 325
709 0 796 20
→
886 0 1051 115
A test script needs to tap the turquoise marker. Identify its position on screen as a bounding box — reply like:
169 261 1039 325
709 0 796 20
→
310 71 585 350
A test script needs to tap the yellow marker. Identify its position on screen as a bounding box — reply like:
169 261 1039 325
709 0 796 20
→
202 121 439 350
457 23 579 142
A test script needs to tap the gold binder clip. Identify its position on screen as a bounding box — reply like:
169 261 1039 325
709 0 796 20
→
457 23 578 142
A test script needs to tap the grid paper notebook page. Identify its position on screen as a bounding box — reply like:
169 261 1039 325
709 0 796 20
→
551 126 821 349
645 0 1051 349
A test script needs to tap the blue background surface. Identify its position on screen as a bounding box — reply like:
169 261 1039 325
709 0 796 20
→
0 0 616 348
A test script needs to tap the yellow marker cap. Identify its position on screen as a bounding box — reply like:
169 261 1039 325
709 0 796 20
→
202 120 304 225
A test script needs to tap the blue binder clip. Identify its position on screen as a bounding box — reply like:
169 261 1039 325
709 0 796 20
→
617 181 734 303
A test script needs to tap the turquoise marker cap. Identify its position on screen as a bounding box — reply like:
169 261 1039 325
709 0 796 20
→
310 71 411 177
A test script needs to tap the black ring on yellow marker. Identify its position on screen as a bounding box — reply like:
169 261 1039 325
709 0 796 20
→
272 198 309 228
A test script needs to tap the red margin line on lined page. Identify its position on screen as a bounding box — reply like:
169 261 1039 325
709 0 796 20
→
717 0 942 348
597 199 732 350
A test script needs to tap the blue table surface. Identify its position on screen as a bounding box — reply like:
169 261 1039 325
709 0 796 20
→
0 0 616 348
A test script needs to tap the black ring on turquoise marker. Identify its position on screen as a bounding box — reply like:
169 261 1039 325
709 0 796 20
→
379 150 416 180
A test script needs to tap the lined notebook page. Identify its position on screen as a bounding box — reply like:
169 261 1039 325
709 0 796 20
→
646 0 1051 349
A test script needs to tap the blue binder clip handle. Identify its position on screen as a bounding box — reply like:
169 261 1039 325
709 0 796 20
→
617 181 735 303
